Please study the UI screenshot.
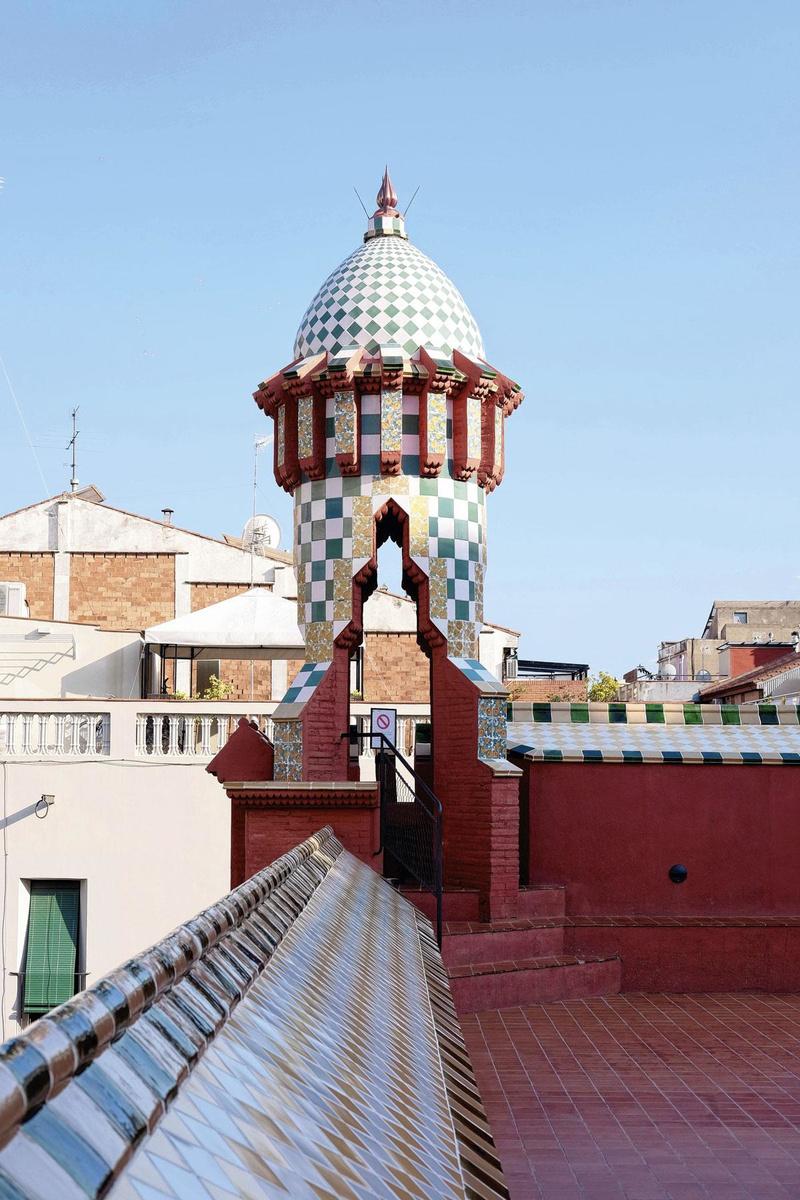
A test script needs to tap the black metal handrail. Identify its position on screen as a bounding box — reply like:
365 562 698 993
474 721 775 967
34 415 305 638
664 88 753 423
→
347 729 443 946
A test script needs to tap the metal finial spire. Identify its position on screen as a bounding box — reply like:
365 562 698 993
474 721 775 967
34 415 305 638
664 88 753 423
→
375 166 399 215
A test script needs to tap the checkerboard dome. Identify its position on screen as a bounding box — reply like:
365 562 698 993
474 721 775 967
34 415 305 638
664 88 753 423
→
294 226 485 361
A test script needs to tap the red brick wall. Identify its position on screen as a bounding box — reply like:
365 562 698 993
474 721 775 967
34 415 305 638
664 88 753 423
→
432 652 519 920
506 678 587 702
69 553 175 628
524 760 800 915
301 650 351 781
0 552 54 619
240 806 378 880
363 633 430 702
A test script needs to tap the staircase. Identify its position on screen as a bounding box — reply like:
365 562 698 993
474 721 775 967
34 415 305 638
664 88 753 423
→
402 884 622 1014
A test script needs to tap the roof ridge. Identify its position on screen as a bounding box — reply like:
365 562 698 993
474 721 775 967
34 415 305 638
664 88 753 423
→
0 826 341 1145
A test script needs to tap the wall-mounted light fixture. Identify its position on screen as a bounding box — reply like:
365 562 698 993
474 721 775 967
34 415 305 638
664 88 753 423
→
35 795 55 820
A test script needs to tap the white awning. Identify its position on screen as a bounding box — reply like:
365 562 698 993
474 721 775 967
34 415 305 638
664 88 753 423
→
144 588 304 660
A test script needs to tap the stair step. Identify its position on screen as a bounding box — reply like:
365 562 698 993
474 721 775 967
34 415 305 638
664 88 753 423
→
399 887 480 923
442 924 564 968
517 885 566 919
448 954 622 1014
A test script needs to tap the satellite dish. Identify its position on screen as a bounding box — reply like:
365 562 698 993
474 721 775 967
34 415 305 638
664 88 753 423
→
660 663 677 679
243 514 281 552
696 669 712 683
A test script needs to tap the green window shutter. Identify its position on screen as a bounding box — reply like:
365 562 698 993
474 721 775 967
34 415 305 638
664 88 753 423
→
23 882 80 1015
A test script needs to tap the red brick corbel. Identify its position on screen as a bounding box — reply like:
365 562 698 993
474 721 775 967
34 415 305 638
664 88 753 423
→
417 347 451 477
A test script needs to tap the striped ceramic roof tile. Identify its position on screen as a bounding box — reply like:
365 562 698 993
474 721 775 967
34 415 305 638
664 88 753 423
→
507 714 800 765
507 700 800 727
0 829 507 1200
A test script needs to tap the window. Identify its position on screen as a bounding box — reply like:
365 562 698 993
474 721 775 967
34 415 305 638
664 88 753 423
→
350 646 364 696
733 611 748 624
22 881 81 1015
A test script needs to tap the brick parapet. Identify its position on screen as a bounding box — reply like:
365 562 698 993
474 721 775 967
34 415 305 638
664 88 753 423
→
69 552 175 628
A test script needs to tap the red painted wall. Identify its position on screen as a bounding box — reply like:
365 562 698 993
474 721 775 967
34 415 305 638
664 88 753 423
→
725 643 792 677
432 652 519 920
524 761 800 916
562 926 800 992
239 804 379 883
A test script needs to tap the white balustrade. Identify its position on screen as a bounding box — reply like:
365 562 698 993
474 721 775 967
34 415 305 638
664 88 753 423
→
133 709 276 759
0 711 110 758
0 701 425 762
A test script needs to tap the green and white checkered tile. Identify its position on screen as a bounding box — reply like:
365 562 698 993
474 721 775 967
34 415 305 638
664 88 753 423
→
507 717 800 764
292 475 487 633
279 662 331 705
294 233 484 361
450 658 506 695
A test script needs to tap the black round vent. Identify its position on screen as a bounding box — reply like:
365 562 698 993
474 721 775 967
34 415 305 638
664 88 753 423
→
668 864 688 884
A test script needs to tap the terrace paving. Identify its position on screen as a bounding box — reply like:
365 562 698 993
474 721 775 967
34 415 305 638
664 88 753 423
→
463 993 800 1200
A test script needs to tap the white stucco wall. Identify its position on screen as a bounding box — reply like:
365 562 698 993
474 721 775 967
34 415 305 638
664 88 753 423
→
0 616 142 699
0 755 230 1040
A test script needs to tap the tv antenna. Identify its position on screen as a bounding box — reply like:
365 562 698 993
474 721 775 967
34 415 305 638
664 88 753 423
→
353 186 370 220
67 407 80 492
403 185 421 217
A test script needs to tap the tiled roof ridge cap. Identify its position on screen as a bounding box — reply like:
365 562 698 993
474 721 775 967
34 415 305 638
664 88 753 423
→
0 826 341 1146
412 911 510 1199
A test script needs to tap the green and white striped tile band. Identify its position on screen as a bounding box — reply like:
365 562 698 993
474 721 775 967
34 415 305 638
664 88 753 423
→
507 701 800 727
507 706 800 765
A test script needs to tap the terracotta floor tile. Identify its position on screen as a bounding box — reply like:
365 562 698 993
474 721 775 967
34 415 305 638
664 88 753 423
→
462 993 800 1200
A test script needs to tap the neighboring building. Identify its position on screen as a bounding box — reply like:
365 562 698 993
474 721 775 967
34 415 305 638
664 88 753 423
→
0 487 293 697
0 490 521 702
701 600 800 641
621 600 800 695
502 654 589 701
699 645 800 705
617 668 700 703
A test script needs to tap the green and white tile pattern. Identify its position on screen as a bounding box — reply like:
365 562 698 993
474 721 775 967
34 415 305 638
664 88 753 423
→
294 234 485 361
291 473 487 661
507 702 800 764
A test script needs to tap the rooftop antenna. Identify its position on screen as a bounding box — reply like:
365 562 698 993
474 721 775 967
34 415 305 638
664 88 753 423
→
353 186 370 220
250 435 273 587
403 185 421 218
67 407 80 492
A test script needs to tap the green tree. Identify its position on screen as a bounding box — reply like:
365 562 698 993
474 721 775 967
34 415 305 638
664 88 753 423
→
588 671 620 702
198 674 234 701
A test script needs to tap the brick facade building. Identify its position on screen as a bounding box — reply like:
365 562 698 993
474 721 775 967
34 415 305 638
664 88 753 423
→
0 490 519 701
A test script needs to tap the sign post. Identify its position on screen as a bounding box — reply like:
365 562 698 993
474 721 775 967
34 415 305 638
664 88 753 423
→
370 707 397 750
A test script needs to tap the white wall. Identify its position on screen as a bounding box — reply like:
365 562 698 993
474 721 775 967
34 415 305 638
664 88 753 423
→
0 616 142 699
0 755 230 1040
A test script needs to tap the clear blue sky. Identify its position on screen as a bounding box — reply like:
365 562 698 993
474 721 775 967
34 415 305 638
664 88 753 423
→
2 1 798 674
